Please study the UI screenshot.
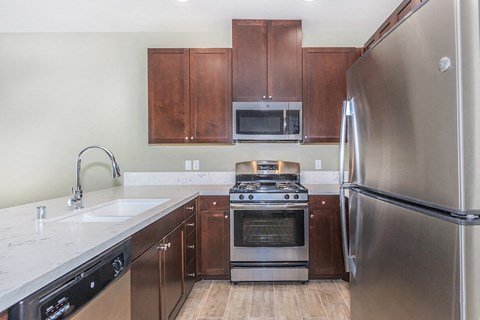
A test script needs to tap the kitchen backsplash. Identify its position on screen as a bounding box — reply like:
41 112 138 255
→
123 171 340 186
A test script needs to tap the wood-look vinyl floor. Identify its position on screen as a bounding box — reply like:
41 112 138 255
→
176 280 350 320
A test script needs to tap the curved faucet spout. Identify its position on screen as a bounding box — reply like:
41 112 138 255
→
68 145 121 209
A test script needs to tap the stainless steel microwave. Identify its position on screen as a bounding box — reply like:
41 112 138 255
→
232 102 302 142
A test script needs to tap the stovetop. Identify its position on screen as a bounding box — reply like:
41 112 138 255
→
232 182 307 193
230 160 308 203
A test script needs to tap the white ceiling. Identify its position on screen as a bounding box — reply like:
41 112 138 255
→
0 0 403 44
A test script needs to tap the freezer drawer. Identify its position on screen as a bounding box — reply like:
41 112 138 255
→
349 190 461 320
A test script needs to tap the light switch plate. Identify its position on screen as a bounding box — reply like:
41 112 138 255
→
185 160 192 171
315 160 322 170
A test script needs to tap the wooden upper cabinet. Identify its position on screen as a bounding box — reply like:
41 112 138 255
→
302 48 357 143
232 20 267 102
232 19 302 102
148 48 232 144
148 49 189 144
267 20 303 102
190 49 232 143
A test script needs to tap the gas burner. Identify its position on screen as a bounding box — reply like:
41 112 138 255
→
238 182 261 191
276 182 300 190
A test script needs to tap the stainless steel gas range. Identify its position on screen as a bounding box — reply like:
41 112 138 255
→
229 160 309 282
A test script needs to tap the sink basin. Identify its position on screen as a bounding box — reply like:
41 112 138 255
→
55 198 170 223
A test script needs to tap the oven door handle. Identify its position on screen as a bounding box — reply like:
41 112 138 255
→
230 203 308 210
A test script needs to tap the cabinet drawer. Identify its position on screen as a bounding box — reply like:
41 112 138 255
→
199 196 230 210
309 195 339 210
185 214 196 236
185 231 196 265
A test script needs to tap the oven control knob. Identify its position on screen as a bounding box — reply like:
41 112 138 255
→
284 194 290 200
293 194 299 199
239 194 245 200
248 194 254 200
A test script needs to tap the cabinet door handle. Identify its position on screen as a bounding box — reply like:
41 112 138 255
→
212 201 217 206
268 96 272 100
310 214 314 219
185 137 189 140
186 222 195 227
186 206 195 211
321 201 326 205
190 136 194 140
186 245 195 249
187 273 196 277
224 214 228 219
157 243 170 251
262 95 267 99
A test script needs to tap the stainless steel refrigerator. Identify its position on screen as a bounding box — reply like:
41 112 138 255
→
339 0 480 319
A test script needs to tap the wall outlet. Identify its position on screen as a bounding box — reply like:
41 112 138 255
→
185 160 192 171
193 160 200 171
315 160 322 170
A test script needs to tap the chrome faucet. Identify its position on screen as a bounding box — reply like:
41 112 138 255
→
68 145 121 209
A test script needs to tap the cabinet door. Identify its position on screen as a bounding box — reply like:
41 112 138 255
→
267 20 302 102
232 20 267 102
148 49 190 143
309 209 343 278
302 48 357 143
161 224 185 320
190 49 232 143
131 242 161 320
199 210 230 277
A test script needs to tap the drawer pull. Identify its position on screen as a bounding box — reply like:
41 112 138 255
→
186 222 195 227
186 245 195 249
321 201 326 205
157 242 171 251
186 206 195 211
212 201 217 206
187 273 196 277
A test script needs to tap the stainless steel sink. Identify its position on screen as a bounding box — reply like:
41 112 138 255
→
54 199 170 223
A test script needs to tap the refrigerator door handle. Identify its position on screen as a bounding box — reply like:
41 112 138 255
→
340 185 356 274
339 100 353 185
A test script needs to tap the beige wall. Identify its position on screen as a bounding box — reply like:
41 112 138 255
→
0 31 346 209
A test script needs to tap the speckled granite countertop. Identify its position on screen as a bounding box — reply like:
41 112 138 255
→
0 183 339 311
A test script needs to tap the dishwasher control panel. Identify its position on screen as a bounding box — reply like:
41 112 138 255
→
8 239 131 320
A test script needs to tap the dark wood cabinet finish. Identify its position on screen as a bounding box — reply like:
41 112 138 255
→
232 19 302 102
131 242 161 320
302 48 357 143
161 225 185 320
190 49 232 143
309 195 344 279
148 49 190 144
198 196 230 278
148 48 232 144
131 200 197 320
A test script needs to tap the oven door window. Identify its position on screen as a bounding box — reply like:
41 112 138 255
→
233 209 305 247
236 110 284 135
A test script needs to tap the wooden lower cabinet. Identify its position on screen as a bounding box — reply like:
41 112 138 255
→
198 196 230 278
131 200 197 320
309 195 345 279
0 310 7 320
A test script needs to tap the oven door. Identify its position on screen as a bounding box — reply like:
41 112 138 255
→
230 203 308 262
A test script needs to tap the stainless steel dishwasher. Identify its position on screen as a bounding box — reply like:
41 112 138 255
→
9 239 132 320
